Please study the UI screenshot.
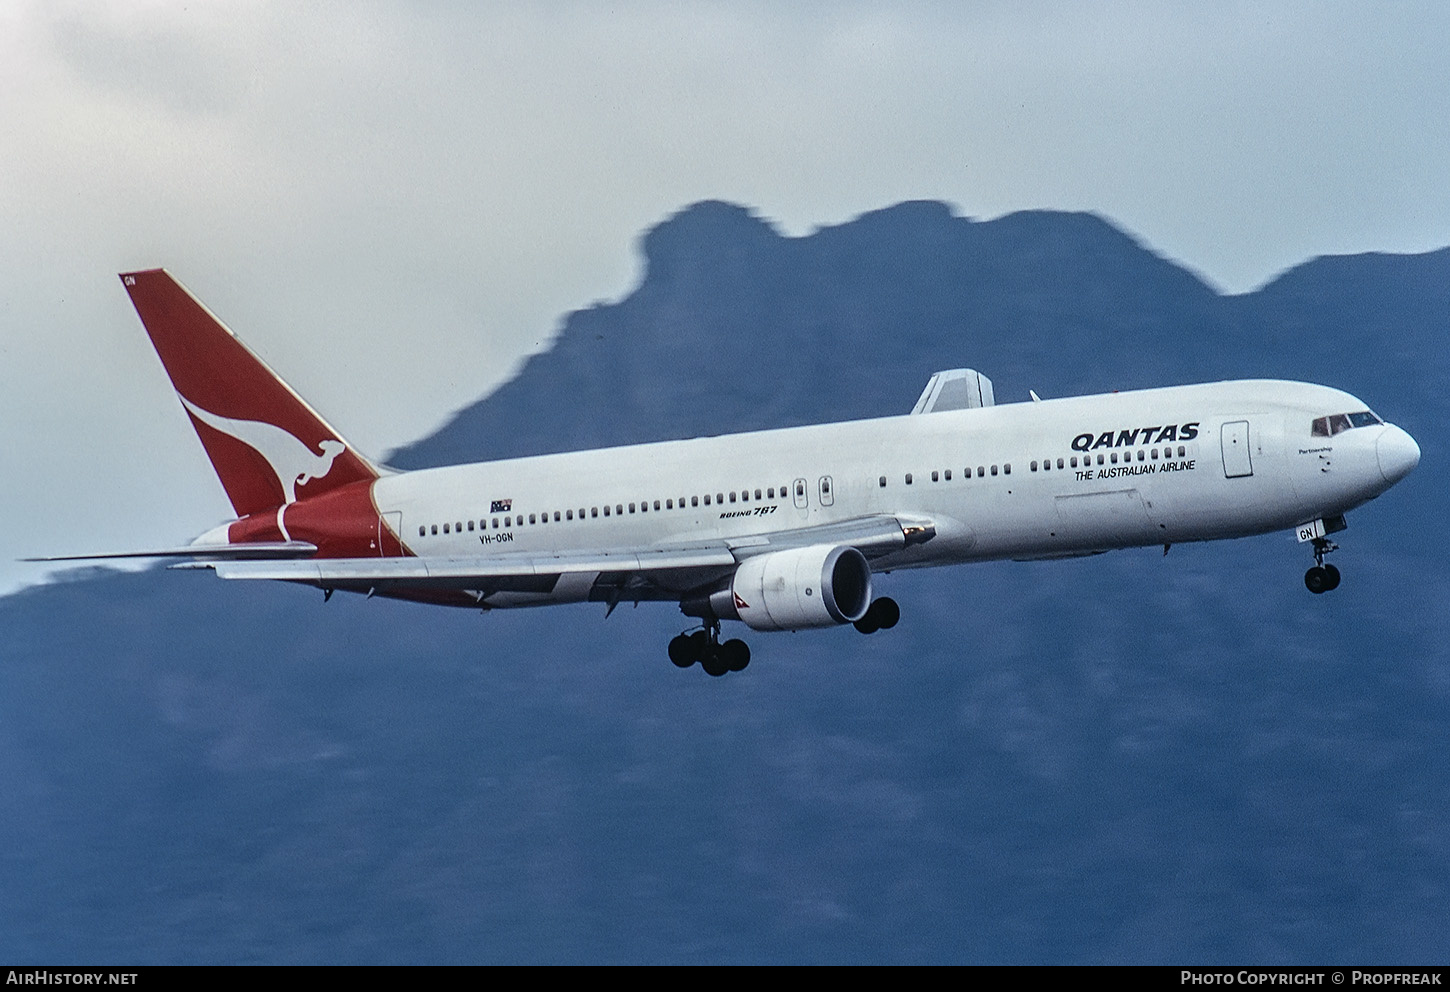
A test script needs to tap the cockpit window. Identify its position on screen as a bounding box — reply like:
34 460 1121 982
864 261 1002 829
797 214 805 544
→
1311 410 1383 437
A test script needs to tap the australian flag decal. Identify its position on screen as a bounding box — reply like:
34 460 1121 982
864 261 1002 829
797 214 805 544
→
490 499 512 513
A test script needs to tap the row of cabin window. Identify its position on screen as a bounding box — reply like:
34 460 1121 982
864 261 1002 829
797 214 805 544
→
886 464 1013 487
1030 446 1187 472
418 484 793 537
872 445 1190 489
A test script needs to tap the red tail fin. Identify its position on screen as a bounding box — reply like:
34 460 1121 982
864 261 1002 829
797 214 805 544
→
120 269 378 517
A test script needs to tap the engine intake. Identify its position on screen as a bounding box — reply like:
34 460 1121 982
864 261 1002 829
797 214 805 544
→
705 544 872 632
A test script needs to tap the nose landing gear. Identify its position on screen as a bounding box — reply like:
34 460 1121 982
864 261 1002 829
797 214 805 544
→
1304 537 1342 594
668 622 750 676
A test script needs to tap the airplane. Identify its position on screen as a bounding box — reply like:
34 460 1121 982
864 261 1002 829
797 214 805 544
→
35 269 1422 677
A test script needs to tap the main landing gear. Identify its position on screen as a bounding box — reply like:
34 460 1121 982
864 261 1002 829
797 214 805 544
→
667 596 902 675
853 597 900 634
1304 537 1342 594
669 622 750 677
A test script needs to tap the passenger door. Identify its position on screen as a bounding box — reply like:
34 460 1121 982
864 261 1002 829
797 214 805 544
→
1221 420 1253 478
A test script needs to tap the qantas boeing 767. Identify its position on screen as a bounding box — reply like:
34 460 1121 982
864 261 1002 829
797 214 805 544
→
36 270 1422 676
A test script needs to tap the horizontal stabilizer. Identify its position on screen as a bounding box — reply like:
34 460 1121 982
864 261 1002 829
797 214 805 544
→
24 541 319 563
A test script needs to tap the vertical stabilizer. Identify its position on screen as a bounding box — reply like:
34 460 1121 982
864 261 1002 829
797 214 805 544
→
120 269 378 517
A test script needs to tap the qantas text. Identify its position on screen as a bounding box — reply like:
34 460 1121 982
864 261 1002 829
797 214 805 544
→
1071 422 1200 452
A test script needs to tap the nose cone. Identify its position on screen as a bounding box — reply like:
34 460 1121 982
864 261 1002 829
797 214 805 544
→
1377 425 1421 485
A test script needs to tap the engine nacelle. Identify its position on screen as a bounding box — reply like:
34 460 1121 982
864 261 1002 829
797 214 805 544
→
712 544 872 632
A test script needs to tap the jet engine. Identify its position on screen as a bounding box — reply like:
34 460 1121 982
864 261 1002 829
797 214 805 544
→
702 544 872 632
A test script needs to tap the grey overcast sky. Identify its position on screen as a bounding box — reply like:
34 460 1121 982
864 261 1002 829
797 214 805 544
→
3 0 1448 594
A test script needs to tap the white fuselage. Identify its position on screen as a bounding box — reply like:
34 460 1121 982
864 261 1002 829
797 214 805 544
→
371 379 1415 600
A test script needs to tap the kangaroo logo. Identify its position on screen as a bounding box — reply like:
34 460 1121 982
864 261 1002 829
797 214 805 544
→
179 395 346 504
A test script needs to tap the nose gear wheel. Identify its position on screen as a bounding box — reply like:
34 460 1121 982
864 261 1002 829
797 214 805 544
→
1304 537 1342 594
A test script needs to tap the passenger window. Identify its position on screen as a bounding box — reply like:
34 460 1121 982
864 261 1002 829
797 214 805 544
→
467 520 475 531
1031 461 1038 472
529 514 536 524
977 466 985 478
931 470 939 482
1177 445 1186 457
591 507 598 518
879 476 886 488
728 492 736 503
443 523 450 534
1004 463 1011 475
703 495 711 505
905 473 913 485
944 469 952 480
754 489 762 500
990 465 998 476
419 526 426 537
654 500 661 511
691 496 698 507
629 503 636 513
603 506 610 516
1057 458 1064 469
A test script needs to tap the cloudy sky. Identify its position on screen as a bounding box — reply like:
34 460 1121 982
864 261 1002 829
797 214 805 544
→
3 0 1447 594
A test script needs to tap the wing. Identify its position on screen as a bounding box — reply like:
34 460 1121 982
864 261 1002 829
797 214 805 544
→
200 514 936 605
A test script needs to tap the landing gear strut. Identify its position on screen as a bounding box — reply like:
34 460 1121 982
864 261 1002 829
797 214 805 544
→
669 621 750 676
1304 537 1342 594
